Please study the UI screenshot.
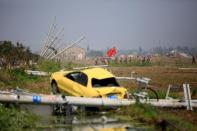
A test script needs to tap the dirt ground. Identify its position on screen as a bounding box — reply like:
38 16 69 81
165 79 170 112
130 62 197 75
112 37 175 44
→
110 66 197 90
109 66 197 125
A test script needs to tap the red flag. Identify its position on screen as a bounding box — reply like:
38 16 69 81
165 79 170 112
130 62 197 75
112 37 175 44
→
107 47 117 57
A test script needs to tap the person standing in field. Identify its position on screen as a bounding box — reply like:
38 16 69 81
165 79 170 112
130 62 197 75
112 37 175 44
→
192 55 196 64
142 56 146 63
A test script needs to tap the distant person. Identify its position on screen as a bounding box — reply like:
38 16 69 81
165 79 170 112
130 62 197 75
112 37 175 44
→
129 57 132 63
95 58 98 65
114 57 118 64
142 56 146 63
147 55 151 63
192 55 196 64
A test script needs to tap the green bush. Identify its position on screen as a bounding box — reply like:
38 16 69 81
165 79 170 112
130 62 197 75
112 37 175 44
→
0 105 37 131
0 68 40 87
0 69 11 85
37 60 61 72
10 68 38 81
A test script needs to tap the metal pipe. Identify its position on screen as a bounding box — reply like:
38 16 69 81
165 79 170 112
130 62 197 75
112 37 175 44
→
40 17 56 56
66 96 135 107
0 94 66 104
43 28 64 58
0 94 197 108
50 36 85 59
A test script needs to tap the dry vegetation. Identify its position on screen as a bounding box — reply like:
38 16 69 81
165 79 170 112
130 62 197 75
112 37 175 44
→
110 66 197 127
111 66 197 88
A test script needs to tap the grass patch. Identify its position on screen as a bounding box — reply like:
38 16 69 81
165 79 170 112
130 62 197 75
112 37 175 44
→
0 68 42 87
109 60 152 67
108 56 197 68
36 59 87 72
117 103 158 122
10 68 39 82
0 104 38 131
0 68 50 94
37 59 61 72
116 103 196 131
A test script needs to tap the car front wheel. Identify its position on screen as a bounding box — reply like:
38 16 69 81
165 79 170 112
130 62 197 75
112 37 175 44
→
51 82 60 94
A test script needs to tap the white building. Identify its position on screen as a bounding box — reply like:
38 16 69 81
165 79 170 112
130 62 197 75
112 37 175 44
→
60 46 86 61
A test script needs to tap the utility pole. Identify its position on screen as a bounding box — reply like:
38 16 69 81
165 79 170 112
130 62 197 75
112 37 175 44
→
40 17 57 57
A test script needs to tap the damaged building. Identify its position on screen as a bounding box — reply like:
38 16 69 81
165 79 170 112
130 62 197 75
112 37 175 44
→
60 46 86 62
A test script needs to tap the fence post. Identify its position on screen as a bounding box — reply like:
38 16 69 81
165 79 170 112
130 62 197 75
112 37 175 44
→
165 84 172 99
183 84 193 111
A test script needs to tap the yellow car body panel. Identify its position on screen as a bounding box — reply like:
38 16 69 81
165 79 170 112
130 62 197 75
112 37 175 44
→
82 68 114 80
50 67 127 99
94 87 127 99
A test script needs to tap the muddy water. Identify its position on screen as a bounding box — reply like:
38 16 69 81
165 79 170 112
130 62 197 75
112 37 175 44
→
21 105 149 131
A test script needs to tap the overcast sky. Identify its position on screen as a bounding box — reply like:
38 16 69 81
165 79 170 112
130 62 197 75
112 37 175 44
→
0 0 197 52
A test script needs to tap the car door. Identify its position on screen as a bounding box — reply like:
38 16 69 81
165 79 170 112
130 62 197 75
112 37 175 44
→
60 72 88 96
71 72 89 96
57 72 78 96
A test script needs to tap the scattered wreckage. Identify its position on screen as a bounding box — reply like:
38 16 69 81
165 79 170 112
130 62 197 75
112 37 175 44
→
0 66 196 116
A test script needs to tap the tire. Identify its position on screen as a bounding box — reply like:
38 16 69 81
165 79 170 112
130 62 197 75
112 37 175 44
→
51 82 60 94
133 87 159 102
142 87 159 101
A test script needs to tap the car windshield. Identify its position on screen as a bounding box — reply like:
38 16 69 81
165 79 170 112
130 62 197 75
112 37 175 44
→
92 77 119 88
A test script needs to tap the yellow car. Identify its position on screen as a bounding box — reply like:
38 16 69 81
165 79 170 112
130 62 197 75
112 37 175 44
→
50 67 128 99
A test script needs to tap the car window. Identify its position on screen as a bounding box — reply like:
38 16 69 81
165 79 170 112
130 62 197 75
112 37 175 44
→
65 72 88 87
92 77 119 88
